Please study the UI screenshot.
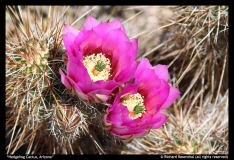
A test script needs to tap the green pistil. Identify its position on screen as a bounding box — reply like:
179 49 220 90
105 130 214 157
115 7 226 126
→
95 60 106 72
134 105 144 114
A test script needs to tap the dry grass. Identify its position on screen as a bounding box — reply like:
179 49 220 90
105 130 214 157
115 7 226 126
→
6 5 228 154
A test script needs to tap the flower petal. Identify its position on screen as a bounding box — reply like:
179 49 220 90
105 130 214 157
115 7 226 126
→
134 58 156 83
117 40 138 60
74 30 102 57
102 28 130 54
154 64 169 82
78 80 119 94
59 68 72 89
151 112 168 129
82 15 100 30
80 38 102 55
93 22 113 38
113 61 137 83
103 113 112 131
110 125 128 136
73 83 89 100
161 86 180 109
67 60 91 83
63 33 82 61
92 18 126 39
95 94 109 103
85 88 114 103
64 24 79 37
131 38 138 58
108 18 125 31
118 134 134 143
108 108 123 125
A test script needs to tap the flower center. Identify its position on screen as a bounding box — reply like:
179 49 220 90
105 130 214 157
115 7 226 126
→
83 53 111 82
121 93 145 120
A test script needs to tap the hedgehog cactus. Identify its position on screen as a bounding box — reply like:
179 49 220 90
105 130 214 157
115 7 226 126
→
50 104 87 143
6 6 65 154
20 39 50 73
6 5 228 155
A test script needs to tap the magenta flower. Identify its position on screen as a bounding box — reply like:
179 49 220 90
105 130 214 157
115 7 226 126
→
60 16 138 103
103 58 180 143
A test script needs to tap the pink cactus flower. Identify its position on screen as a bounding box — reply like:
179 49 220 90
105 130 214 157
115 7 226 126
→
103 58 180 143
60 16 138 103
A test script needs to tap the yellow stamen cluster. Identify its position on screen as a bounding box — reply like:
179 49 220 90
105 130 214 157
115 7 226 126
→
83 53 111 82
122 93 145 120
